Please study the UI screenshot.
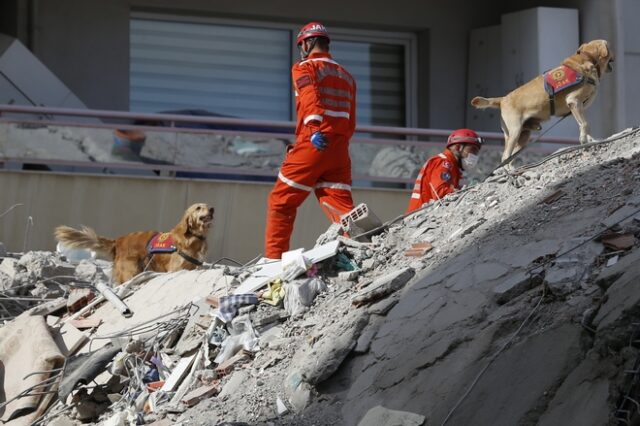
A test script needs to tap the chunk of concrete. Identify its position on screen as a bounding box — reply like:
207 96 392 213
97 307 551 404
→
602 204 640 228
0 257 21 281
594 250 640 330
288 309 369 385
356 405 425 426
368 295 399 316
595 249 640 290
352 267 415 307
493 271 533 304
544 266 579 296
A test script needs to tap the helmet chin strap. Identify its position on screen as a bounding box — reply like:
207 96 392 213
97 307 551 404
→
299 37 318 59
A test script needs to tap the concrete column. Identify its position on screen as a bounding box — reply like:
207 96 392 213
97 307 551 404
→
579 0 625 137
31 0 130 111
428 27 469 129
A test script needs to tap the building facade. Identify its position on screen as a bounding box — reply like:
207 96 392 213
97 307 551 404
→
0 0 637 139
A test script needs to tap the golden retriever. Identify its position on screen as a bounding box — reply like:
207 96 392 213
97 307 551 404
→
54 203 214 284
471 39 614 164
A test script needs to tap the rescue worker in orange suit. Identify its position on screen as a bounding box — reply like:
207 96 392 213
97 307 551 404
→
406 128 483 214
264 22 357 260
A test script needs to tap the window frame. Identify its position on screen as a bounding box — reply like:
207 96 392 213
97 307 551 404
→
131 12 417 127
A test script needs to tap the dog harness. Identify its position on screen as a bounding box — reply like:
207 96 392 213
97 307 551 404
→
146 232 204 266
543 64 596 115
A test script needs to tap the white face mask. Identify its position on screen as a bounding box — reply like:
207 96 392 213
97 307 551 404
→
462 153 479 170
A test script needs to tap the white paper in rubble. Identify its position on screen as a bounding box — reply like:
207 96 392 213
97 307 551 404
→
233 240 340 295
80 268 226 353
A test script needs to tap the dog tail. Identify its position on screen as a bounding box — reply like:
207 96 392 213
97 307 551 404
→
54 225 115 259
470 96 502 109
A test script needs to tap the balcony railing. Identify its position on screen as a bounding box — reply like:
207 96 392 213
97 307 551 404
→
0 104 579 186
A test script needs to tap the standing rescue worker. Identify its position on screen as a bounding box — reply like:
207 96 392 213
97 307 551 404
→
264 22 357 259
406 128 483 214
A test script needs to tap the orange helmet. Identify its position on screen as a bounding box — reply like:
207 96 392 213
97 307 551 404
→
446 128 483 148
296 22 330 45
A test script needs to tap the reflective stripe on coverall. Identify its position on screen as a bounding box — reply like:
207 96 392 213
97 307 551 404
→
265 52 357 259
405 149 461 214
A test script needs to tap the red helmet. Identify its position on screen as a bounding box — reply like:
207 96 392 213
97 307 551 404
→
446 128 483 149
296 22 330 45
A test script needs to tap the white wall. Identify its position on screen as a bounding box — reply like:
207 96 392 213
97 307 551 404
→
0 171 409 263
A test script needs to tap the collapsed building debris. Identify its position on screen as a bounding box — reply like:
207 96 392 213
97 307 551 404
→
2 127 640 425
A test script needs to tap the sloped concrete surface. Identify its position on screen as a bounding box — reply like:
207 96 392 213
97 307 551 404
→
3 128 640 425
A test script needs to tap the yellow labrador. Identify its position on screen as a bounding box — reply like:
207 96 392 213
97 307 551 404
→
471 39 614 163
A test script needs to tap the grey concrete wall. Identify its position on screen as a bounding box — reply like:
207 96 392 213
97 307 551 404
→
0 171 409 263
25 0 497 128
31 0 130 111
4 0 633 132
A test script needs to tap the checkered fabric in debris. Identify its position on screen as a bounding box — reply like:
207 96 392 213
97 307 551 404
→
216 294 259 323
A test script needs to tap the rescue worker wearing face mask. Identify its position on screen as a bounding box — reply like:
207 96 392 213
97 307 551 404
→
264 22 357 260
406 128 483 214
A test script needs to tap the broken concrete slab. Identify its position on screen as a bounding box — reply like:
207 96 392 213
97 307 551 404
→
161 353 197 392
544 265 580 296
352 267 415 307
173 298 212 356
354 325 377 354
80 268 225 353
356 405 425 426
0 312 65 423
602 203 640 229
593 250 640 330
536 357 611 426
288 309 369 385
56 322 90 356
595 248 640 290
498 239 559 269
368 294 400 316
492 271 533 304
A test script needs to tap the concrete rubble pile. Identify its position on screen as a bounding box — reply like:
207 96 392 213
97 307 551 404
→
2 127 640 425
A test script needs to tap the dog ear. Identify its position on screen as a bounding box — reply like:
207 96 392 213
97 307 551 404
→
576 43 587 55
174 209 192 236
598 41 610 60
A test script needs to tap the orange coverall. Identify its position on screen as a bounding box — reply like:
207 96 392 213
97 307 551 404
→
265 52 357 259
406 149 462 214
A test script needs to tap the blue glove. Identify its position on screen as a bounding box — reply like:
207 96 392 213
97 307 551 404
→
310 131 328 151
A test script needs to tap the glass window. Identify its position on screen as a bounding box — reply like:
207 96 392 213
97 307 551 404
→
130 19 291 120
130 17 413 126
331 41 406 127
